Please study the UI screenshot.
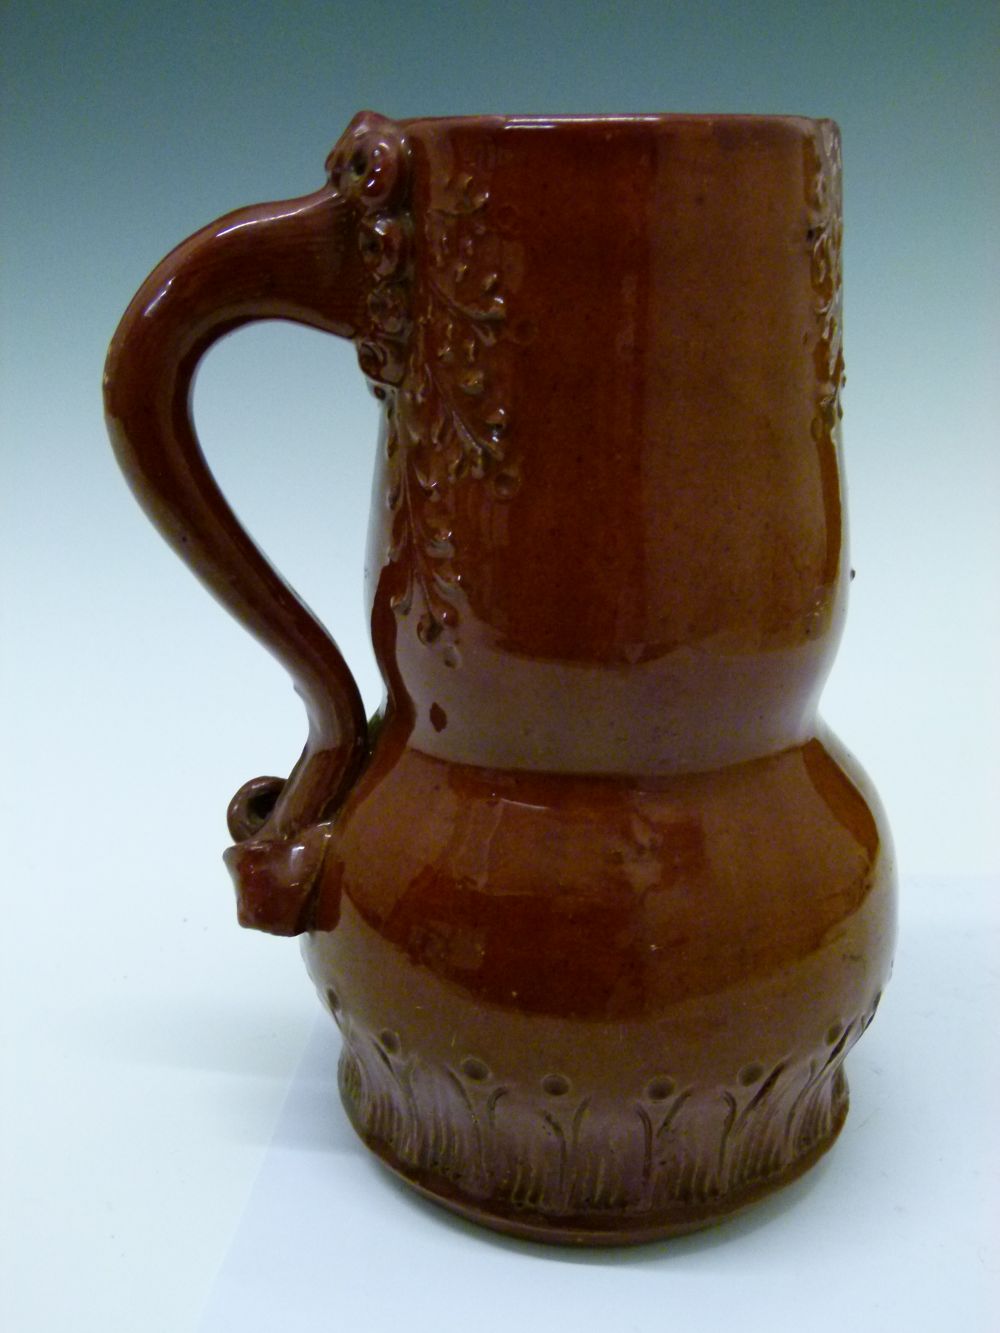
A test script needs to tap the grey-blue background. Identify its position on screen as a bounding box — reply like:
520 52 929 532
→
4 0 997 874
2 5 998 1331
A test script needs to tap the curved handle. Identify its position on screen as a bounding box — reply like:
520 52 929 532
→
104 112 410 854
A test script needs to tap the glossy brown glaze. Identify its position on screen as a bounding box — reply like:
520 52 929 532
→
105 112 896 1241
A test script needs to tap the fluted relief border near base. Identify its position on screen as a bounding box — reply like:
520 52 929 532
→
328 992 881 1228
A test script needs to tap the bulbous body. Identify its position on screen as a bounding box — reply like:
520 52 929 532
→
105 111 896 1243
303 727 892 1242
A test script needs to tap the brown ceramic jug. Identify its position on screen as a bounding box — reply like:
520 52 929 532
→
105 111 896 1244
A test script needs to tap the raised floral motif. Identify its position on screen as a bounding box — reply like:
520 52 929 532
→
326 112 414 388
806 124 846 464
327 119 519 661
386 171 519 659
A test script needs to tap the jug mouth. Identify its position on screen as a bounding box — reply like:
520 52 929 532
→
397 112 835 132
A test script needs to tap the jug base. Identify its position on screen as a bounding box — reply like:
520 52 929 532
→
343 1076 849 1246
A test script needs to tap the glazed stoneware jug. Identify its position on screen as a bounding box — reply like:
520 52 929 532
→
105 111 896 1244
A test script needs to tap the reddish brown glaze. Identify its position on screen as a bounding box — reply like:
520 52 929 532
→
105 112 896 1241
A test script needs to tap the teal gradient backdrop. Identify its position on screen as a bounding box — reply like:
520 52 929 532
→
2 5 998 1332
3 0 997 876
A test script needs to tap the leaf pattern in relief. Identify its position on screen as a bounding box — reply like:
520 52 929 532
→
387 172 519 657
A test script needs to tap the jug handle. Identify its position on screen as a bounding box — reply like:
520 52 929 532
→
104 116 407 880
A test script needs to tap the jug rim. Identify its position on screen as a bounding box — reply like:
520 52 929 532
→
396 112 837 132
